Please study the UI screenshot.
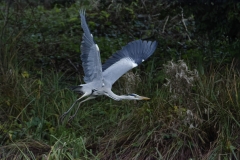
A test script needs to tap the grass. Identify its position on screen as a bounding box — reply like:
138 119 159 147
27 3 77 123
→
1 58 239 159
0 65 137 159
1 1 240 159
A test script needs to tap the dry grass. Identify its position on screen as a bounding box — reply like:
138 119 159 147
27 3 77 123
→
95 60 240 160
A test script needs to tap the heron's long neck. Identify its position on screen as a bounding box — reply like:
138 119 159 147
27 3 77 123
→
106 90 132 101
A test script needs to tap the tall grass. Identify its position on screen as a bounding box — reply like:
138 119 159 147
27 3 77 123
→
1 1 240 160
95 61 240 160
1 59 239 159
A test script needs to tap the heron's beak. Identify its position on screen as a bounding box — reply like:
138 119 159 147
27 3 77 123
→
139 96 150 100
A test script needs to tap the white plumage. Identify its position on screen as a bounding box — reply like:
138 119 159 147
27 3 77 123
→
60 10 158 122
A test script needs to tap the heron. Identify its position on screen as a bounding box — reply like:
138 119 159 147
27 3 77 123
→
60 10 157 122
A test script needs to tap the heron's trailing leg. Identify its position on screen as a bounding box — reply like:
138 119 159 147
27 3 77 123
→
68 96 96 122
60 93 89 122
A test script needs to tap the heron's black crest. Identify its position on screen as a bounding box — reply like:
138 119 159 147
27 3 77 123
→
102 40 158 71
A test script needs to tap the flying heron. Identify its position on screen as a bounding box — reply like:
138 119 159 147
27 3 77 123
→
60 10 157 122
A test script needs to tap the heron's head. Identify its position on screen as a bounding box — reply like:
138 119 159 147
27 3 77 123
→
127 93 150 100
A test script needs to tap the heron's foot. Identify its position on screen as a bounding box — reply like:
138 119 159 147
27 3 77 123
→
59 112 69 122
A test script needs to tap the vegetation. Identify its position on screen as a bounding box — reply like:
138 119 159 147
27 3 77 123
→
0 0 239 159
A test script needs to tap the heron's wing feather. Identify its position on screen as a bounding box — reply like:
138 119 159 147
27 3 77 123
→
102 40 157 86
80 10 102 84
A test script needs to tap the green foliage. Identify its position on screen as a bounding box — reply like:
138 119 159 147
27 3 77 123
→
96 62 240 159
185 2 240 40
1 0 240 159
182 1 240 62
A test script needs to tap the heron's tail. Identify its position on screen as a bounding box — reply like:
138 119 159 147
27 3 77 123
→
69 86 83 94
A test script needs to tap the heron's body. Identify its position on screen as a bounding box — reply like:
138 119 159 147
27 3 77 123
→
60 10 158 121
73 81 138 101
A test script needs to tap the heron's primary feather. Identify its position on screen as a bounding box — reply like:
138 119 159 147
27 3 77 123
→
80 10 103 84
102 40 157 86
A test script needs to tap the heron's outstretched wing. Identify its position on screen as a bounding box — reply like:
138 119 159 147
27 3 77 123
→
80 10 103 84
102 40 157 86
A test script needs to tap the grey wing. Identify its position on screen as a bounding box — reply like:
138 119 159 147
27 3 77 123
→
102 40 157 86
80 10 103 83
